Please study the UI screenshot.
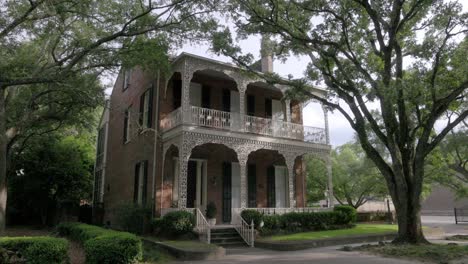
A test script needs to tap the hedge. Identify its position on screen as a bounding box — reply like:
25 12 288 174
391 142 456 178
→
242 208 355 235
0 236 69 264
158 211 195 237
333 205 357 224
57 222 142 264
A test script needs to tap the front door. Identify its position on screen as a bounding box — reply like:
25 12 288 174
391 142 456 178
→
222 162 232 223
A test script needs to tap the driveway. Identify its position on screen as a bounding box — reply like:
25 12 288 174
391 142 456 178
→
422 215 468 238
173 245 420 264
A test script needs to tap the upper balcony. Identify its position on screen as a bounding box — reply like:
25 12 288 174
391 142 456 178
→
158 53 328 145
160 106 326 144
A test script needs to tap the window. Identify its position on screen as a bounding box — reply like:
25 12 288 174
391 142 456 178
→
123 69 131 91
265 98 272 118
173 79 182 109
96 126 106 168
134 161 148 205
201 85 211 108
247 164 257 207
247 95 255 116
222 89 231 112
123 108 131 143
93 170 103 203
139 87 153 129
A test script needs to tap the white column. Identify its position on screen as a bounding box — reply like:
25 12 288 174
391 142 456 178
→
181 64 193 124
178 156 188 209
322 104 330 145
239 155 248 208
284 154 296 208
238 82 247 131
202 161 208 210
326 156 334 208
285 99 291 122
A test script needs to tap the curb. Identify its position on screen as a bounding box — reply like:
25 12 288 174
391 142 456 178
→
142 238 225 260
256 232 397 251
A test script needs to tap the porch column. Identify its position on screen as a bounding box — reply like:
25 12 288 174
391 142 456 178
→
322 104 330 145
285 99 291 122
181 64 193 124
178 137 190 208
238 81 247 131
284 153 296 208
326 156 333 208
238 154 248 208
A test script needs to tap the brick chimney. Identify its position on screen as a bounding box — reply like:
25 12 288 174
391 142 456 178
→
260 36 273 73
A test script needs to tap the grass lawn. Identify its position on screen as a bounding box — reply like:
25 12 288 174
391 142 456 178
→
263 224 398 242
141 241 174 264
355 243 468 264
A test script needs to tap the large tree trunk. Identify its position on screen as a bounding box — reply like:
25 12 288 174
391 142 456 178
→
0 87 6 231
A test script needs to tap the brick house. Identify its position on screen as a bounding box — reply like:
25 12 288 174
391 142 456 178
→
93 48 333 229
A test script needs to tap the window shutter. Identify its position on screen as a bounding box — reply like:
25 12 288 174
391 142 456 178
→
143 161 148 205
139 94 145 126
247 95 255 116
134 163 140 203
147 86 154 128
201 85 211 108
222 89 231 112
173 80 182 109
247 164 257 207
265 98 272 118
123 110 129 143
267 166 276 208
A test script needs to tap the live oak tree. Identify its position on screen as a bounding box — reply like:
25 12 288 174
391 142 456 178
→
0 0 217 230
212 0 468 243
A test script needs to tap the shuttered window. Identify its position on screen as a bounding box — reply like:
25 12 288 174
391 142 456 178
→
123 108 131 143
139 86 154 129
247 164 257 207
134 161 148 205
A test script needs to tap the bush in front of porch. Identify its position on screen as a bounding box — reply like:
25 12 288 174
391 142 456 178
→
242 206 357 236
151 211 196 239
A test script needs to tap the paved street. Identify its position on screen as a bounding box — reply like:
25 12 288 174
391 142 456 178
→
174 216 468 264
174 245 421 264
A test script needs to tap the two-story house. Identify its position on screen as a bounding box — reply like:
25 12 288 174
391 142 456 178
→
93 46 333 227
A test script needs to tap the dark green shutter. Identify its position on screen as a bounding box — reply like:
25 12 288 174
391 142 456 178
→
247 164 257 207
142 161 148 205
222 162 232 222
147 86 154 128
134 163 140 203
123 110 128 143
267 166 276 208
139 93 145 126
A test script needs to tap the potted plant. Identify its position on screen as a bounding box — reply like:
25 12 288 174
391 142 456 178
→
206 202 217 226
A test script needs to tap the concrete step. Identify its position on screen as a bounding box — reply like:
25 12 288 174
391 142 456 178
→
209 227 248 247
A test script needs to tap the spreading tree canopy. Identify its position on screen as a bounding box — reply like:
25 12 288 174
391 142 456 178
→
212 0 468 243
0 0 218 230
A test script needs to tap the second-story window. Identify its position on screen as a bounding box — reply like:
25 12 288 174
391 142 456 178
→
265 98 272 118
247 94 255 116
222 89 231 112
123 69 131 91
139 86 153 129
123 107 131 143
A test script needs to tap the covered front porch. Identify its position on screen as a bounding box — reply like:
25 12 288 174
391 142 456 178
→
160 138 332 224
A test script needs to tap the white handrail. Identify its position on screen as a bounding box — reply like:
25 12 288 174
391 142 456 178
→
196 208 211 244
232 209 255 247
243 207 332 215
160 107 182 132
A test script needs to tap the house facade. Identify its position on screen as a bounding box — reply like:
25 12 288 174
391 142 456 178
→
93 51 333 226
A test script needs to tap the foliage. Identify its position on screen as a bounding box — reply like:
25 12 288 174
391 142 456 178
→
0 0 219 231
334 206 357 224
205 201 217 219
0 236 69 264
57 222 142 264
7 132 94 225
161 211 195 236
114 202 152 235
150 218 164 235
262 215 284 231
241 209 262 227
306 140 388 208
426 126 468 198
212 0 468 243
264 224 397 242
357 212 393 223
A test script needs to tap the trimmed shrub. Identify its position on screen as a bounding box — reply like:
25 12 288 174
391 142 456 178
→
241 210 262 227
205 202 217 219
161 211 195 236
262 214 283 230
0 236 69 264
334 205 357 224
57 222 142 264
84 233 142 264
114 202 152 234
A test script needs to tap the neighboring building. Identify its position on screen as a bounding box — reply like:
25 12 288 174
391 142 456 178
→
422 185 468 216
93 46 333 226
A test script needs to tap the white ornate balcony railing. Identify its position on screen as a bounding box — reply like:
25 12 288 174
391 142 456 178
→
195 208 211 244
160 107 182 132
160 106 327 144
232 208 255 247
245 207 332 215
